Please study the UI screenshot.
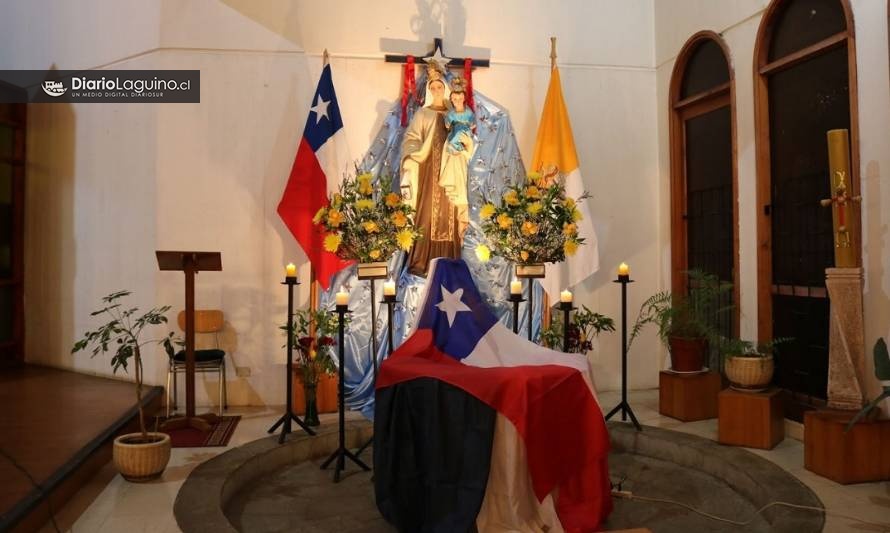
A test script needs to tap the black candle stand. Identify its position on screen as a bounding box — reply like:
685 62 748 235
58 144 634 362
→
268 276 316 444
559 301 576 352
604 274 641 431
508 293 525 334
321 303 371 482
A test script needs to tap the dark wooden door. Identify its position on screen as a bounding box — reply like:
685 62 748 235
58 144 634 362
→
0 103 25 365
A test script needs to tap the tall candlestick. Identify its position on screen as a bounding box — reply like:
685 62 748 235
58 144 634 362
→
510 279 522 295
560 289 573 303
383 280 396 296
285 263 297 278
618 262 630 277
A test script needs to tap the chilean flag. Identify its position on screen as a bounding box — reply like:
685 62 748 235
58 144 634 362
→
375 259 613 532
277 64 353 289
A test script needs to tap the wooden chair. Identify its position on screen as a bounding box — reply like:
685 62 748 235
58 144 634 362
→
166 310 228 417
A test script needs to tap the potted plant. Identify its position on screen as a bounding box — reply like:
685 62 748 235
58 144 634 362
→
72 290 175 482
541 305 615 354
281 308 343 426
720 337 791 391
629 270 732 372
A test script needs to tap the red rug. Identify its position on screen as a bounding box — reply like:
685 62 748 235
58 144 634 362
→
156 416 241 448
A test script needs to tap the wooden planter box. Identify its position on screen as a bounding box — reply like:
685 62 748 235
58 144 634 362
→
805 410 890 484
718 388 784 449
291 371 338 415
658 370 722 421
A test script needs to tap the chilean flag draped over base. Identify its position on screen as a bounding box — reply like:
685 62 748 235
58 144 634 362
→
277 64 352 288
375 259 612 532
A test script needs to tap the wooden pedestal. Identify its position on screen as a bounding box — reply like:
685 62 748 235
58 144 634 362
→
805 410 890 484
718 388 784 449
291 372 338 416
658 371 722 421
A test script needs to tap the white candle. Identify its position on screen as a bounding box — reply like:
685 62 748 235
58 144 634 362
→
335 289 349 306
383 280 396 296
618 262 630 276
510 279 522 295
285 263 297 277
560 289 573 303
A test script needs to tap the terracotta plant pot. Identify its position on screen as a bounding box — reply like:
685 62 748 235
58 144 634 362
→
113 432 171 482
668 336 707 372
725 355 774 392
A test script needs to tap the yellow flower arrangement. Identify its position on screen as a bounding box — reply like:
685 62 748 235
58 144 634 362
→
521 221 539 236
478 171 589 264
327 209 344 227
385 192 401 208
358 174 373 195
391 211 408 228
355 199 375 211
323 233 342 253
396 229 415 250
497 213 513 229
475 244 491 262
564 239 579 256
503 189 520 206
313 174 421 263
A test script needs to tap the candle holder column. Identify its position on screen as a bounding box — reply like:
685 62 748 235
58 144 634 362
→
604 272 642 431
559 301 576 352
321 300 371 482
268 274 316 443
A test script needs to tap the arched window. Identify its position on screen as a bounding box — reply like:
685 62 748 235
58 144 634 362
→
754 0 858 409
669 31 738 368
0 102 25 364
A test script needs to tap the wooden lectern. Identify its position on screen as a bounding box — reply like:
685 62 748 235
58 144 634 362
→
156 251 222 431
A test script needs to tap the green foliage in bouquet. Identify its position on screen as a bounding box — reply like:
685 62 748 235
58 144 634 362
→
845 337 890 432
280 308 347 386
478 171 588 264
540 305 615 354
313 173 421 263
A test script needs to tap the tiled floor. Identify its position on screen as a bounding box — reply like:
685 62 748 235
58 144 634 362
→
45 390 890 533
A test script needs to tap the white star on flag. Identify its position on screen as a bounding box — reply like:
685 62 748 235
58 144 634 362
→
310 96 330 124
435 285 470 327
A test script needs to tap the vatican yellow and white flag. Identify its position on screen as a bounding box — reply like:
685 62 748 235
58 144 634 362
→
531 67 599 299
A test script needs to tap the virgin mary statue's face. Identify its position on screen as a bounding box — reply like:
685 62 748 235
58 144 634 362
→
429 80 445 104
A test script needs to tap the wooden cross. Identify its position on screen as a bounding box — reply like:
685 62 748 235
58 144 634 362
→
385 37 489 68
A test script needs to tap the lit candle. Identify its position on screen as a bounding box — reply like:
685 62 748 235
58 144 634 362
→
510 279 522 295
383 280 396 296
560 289 573 303
335 289 349 306
618 262 630 276
285 263 297 278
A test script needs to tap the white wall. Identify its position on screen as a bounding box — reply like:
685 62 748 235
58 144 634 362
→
13 0 663 407
654 0 890 406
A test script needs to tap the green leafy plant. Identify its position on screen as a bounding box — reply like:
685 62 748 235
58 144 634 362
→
718 336 792 358
72 290 175 442
628 270 733 350
541 305 615 354
280 308 346 386
845 338 890 432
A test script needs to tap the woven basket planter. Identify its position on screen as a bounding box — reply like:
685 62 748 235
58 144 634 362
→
725 355 774 392
113 432 171 482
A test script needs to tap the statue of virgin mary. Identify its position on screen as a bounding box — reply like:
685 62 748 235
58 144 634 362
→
400 67 469 276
